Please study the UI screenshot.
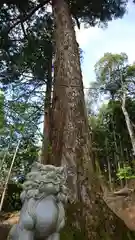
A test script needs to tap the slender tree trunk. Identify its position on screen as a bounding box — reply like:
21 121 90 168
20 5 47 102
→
112 115 119 174
50 0 135 238
119 136 125 186
108 161 113 189
0 139 20 211
106 139 112 191
122 92 135 156
112 126 123 187
41 57 53 164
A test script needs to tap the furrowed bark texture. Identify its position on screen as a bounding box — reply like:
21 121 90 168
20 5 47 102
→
51 0 135 238
41 58 52 164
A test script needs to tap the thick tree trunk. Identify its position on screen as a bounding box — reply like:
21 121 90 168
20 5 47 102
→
122 92 135 156
51 0 135 238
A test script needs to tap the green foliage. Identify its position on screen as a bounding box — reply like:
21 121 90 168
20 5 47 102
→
88 99 135 183
0 0 132 217
94 52 135 99
0 0 128 28
0 81 41 190
95 52 127 81
0 2 52 198
2 182 22 212
116 166 135 180
87 52 135 186
117 166 133 180
0 0 128 92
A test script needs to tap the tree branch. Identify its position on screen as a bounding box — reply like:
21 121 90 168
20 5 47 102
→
74 15 80 29
20 15 27 39
121 91 126 109
113 187 134 197
8 0 50 34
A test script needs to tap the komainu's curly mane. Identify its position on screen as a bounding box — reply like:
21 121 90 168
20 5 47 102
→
20 162 68 203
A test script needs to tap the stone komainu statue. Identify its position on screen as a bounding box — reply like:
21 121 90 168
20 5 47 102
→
8 162 68 240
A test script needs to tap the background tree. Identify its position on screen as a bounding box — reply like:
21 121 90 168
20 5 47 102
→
94 53 135 155
0 95 40 211
88 99 135 188
87 53 135 191
0 5 54 165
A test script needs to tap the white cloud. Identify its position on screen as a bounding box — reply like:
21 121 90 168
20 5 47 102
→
75 25 102 48
75 3 135 88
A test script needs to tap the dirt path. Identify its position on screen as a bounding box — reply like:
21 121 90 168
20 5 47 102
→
0 212 19 240
105 192 135 230
1 192 135 239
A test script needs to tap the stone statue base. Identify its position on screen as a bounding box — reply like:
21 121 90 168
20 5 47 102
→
8 162 68 240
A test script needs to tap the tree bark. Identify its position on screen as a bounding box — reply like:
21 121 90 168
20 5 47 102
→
122 92 135 156
51 0 135 238
41 57 53 164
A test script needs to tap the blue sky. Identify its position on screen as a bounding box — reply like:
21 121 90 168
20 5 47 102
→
75 2 135 88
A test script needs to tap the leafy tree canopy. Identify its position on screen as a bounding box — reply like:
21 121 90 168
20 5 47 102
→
93 53 135 100
0 0 129 33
